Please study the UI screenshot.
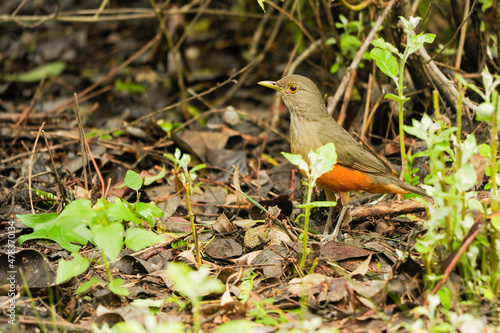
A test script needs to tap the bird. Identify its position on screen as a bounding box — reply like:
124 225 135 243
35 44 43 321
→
258 74 428 239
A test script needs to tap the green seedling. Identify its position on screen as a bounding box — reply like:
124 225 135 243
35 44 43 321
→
17 170 164 296
282 142 337 272
328 13 372 75
248 298 288 326
404 76 499 311
166 262 224 333
370 16 435 178
165 148 206 265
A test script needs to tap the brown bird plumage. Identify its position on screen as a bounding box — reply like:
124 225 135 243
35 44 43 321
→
259 75 427 238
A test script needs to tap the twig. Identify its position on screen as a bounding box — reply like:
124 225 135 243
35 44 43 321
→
48 35 160 115
337 68 357 127
418 47 478 112
427 0 477 63
454 0 470 69
74 94 89 193
41 130 68 205
29 123 45 214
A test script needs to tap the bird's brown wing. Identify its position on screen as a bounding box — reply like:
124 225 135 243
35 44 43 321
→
320 119 395 177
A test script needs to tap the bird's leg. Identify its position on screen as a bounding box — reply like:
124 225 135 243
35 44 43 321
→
323 191 351 241
323 190 337 234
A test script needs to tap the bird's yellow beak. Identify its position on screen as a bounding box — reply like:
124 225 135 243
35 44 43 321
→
258 80 282 91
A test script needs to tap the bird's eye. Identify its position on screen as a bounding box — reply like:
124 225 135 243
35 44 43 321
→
288 84 298 93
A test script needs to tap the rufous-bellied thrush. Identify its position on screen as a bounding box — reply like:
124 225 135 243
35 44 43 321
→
259 75 428 239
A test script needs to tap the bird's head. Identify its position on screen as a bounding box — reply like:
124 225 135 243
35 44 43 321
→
258 75 326 117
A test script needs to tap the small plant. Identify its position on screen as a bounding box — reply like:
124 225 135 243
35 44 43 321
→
403 70 500 313
282 143 337 272
247 298 288 326
370 16 435 178
166 262 224 333
165 148 206 264
327 13 371 74
17 170 164 295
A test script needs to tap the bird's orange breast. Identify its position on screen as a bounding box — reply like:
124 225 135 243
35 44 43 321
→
315 164 375 193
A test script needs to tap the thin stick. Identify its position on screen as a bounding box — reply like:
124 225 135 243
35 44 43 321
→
42 130 68 205
454 0 470 69
29 123 45 214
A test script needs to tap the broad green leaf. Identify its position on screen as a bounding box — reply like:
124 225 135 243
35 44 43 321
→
370 48 399 83
108 278 130 296
56 254 90 284
407 33 436 56
108 200 142 224
92 222 124 262
371 38 401 57
309 143 337 180
3 61 66 82
56 199 94 230
282 152 309 176
125 228 164 251
17 213 58 231
478 143 492 158
76 277 100 294
167 263 224 301
124 170 143 191
136 202 164 226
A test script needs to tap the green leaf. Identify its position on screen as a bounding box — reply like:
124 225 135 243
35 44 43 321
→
56 254 90 285
257 0 266 12
191 163 206 173
76 277 100 294
108 278 130 296
492 214 500 232
3 61 66 82
325 37 337 45
124 170 143 191
478 143 492 158
309 143 337 180
17 213 58 231
56 199 94 230
114 79 146 93
144 166 167 186
282 152 309 176
167 263 224 301
135 202 164 226
125 228 164 251
370 38 401 57
476 102 495 122
297 201 337 209
370 48 399 83
108 199 143 224
407 33 435 56
92 222 124 262
384 93 401 102
215 320 255 333
130 299 165 308
340 35 362 55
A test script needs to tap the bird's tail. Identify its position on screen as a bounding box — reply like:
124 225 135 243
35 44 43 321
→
371 175 429 197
